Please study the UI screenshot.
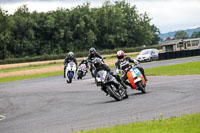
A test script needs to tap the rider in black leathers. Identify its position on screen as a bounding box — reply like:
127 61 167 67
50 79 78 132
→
64 52 78 78
78 58 89 69
115 50 147 89
88 47 104 76
78 58 89 74
93 58 127 94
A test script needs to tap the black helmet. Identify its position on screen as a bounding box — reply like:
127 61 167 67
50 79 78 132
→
94 58 102 68
89 47 96 54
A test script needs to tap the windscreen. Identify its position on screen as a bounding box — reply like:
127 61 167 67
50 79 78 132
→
139 50 151 55
97 70 107 80
69 62 75 67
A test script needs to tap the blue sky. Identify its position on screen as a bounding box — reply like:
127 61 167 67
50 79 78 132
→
0 0 200 33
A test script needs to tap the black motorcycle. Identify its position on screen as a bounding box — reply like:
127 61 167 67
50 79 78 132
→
96 70 128 101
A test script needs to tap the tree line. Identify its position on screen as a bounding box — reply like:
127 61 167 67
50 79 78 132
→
0 0 160 60
174 30 200 40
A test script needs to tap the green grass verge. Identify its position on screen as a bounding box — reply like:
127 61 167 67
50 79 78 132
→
0 71 63 83
145 61 200 76
76 113 200 133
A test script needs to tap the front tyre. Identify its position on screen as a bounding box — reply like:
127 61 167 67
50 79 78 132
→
106 85 123 101
68 73 73 83
136 82 146 93
77 71 82 79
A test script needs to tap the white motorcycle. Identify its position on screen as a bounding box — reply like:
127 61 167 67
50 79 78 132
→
65 62 77 83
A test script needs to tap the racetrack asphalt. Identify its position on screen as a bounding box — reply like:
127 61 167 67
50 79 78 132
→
0 56 200 133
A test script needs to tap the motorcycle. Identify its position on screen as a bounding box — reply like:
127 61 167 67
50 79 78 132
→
65 61 76 83
96 70 128 101
77 64 87 79
89 57 105 78
123 65 146 93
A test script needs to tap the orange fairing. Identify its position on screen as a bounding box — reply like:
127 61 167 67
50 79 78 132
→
138 74 146 84
127 71 136 88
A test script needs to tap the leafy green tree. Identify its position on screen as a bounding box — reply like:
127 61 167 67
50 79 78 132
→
191 31 200 38
175 30 189 39
0 8 10 59
0 1 160 60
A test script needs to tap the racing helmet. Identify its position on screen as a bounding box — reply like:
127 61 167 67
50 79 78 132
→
68 52 74 58
89 47 96 55
117 50 125 61
94 58 102 68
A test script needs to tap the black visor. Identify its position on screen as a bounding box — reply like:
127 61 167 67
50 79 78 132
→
117 55 124 59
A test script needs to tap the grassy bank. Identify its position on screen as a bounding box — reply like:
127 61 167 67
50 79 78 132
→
75 113 200 133
145 61 200 76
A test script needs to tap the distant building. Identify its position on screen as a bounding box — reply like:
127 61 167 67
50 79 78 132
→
161 38 200 52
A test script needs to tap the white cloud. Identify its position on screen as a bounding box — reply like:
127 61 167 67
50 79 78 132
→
0 1 104 13
131 0 200 33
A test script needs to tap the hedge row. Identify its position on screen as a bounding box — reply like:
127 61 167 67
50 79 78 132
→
0 45 162 65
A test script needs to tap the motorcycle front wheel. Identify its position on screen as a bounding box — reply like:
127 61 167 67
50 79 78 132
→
67 73 73 83
77 71 83 79
136 82 146 93
106 84 123 101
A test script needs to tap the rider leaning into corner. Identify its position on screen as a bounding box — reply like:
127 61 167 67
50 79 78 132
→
93 58 127 94
64 52 78 78
88 47 104 74
115 50 148 89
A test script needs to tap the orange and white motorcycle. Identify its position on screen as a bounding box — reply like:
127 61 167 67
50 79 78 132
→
121 64 146 93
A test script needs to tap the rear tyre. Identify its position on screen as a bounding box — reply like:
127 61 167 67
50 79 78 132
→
136 82 146 93
106 85 123 101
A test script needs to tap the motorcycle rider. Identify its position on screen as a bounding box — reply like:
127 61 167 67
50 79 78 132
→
93 58 127 94
115 50 147 89
88 47 104 76
78 58 89 74
64 52 78 78
78 58 89 69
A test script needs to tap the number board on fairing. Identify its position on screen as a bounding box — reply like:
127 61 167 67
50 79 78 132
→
133 68 141 76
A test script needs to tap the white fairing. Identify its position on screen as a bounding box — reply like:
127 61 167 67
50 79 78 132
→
130 68 142 84
66 62 76 81
78 64 87 76
134 78 142 84
130 69 137 78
